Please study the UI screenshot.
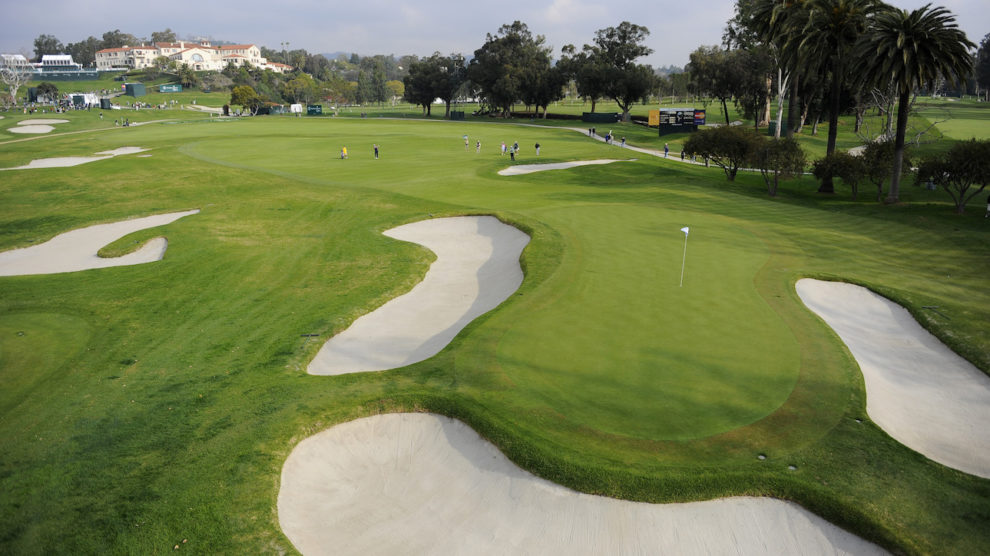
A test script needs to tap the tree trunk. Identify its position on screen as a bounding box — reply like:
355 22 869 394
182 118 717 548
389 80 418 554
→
820 66 842 193
796 101 810 134
590 98 596 113
884 100 895 139
886 89 911 204
444 100 451 119
811 112 821 136
722 97 730 125
761 75 772 127
786 79 799 139
774 68 788 139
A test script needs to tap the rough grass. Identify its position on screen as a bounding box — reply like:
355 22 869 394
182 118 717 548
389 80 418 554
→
0 115 988 554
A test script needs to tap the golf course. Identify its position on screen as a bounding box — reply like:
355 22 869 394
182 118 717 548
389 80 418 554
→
1 106 989 554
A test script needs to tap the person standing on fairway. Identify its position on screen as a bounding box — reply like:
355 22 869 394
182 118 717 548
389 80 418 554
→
476 140 481 153
501 142 506 156
535 143 540 156
373 144 379 159
464 135 469 150
341 146 348 159
664 143 669 157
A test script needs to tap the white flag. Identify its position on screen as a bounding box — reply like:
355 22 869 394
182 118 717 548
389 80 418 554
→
680 227 690 235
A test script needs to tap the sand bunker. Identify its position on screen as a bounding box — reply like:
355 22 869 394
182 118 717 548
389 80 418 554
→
796 279 990 478
18 119 70 125
1 147 149 170
498 158 633 176
0 209 199 276
308 216 529 375
9 125 54 134
6 118 70 135
278 413 885 555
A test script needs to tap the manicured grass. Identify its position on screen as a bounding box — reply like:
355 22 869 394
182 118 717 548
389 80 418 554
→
0 115 988 554
915 99 990 140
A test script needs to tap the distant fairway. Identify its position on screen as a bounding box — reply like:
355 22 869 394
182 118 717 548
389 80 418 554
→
1 115 989 554
916 99 990 140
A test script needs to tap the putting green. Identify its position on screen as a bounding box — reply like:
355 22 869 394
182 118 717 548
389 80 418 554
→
493 204 798 441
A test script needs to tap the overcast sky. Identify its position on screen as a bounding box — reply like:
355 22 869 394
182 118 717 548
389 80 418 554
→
2 0 986 68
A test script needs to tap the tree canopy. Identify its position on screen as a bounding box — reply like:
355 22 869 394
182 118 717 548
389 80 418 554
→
468 21 551 116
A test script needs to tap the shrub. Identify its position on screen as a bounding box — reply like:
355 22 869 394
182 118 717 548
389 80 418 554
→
861 141 908 202
753 137 807 197
915 139 990 214
683 126 763 181
813 151 867 199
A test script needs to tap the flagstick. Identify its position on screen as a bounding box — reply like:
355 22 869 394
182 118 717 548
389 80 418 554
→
679 232 688 287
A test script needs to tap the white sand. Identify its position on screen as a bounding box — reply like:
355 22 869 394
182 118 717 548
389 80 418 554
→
796 279 990 478
307 216 529 375
278 413 886 555
9 125 55 134
18 119 69 125
498 158 633 176
1 147 149 170
0 210 199 276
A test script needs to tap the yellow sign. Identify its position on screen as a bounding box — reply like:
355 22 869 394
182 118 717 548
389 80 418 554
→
648 110 660 127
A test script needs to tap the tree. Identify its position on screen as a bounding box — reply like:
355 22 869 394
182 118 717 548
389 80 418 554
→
322 73 351 105
688 46 740 125
355 71 371 104
468 21 550 117
370 58 389 105
230 85 262 114
433 54 467 118
33 34 64 61
683 126 763 181
733 46 775 130
556 44 608 112
860 140 900 201
65 36 101 67
101 29 140 49
303 53 331 77
791 0 879 192
591 22 656 122
282 73 319 104
856 4 975 204
976 34 990 101
755 137 807 196
0 61 34 107
201 72 233 92
726 0 811 138
403 58 438 115
35 82 58 103
176 65 200 89
519 62 565 118
150 29 177 43
812 151 866 198
385 80 404 102
915 140 990 214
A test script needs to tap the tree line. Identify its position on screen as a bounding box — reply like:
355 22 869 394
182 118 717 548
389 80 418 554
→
688 0 983 205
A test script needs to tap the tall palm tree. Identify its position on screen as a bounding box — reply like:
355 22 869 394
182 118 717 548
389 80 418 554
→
791 0 880 192
856 4 975 203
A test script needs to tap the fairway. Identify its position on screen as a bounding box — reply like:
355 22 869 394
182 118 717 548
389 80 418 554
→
1 113 989 554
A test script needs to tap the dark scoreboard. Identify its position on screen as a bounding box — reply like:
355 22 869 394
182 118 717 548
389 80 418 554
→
659 109 706 126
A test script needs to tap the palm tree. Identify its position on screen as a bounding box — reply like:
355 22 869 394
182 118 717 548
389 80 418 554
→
791 0 880 192
856 4 974 203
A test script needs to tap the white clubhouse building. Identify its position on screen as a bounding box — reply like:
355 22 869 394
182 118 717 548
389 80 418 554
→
95 41 291 73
